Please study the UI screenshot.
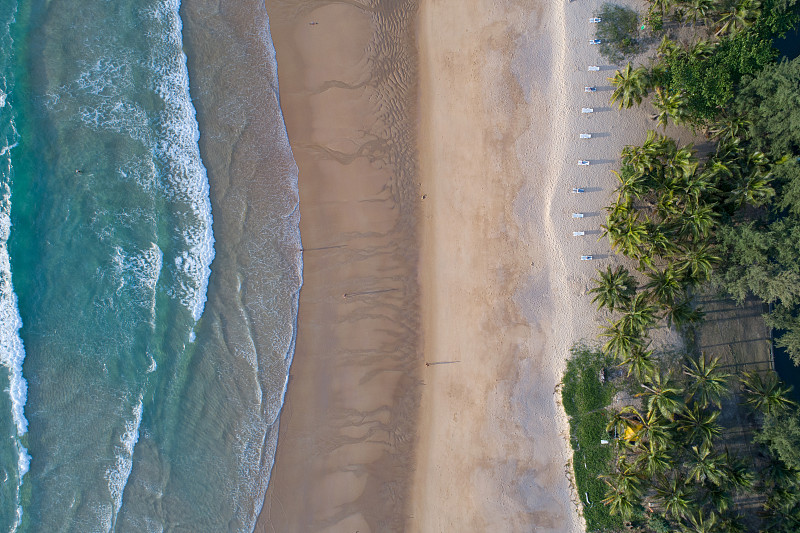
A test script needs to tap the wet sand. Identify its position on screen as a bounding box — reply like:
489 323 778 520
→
256 0 666 531
256 1 421 531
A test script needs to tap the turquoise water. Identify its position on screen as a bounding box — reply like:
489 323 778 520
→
0 0 301 530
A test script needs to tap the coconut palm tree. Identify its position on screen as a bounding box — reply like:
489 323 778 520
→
641 371 685 420
656 188 683 221
601 458 644 519
729 170 775 208
665 300 705 329
707 484 733 513
717 515 746 533
682 172 718 206
602 210 650 259
620 345 657 382
613 168 650 203
652 88 690 129
610 64 651 109
676 404 722 447
681 509 720 533
683 354 730 409
671 146 699 180
651 0 674 17
687 444 726 485
654 475 695 519
685 0 715 25
722 451 754 491
619 293 658 335
715 0 761 36
609 405 675 450
675 243 719 283
644 267 685 308
648 227 682 260
741 371 798 415
633 441 673 476
679 203 718 241
601 478 641 519
657 34 682 62
709 116 751 144
589 265 637 312
602 321 643 359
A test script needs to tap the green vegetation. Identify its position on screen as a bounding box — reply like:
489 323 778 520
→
595 4 643 64
562 0 800 528
561 347 621 531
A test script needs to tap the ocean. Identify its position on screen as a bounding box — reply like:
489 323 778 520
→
0 0 301 531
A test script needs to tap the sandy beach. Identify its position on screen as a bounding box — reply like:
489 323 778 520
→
257 0 664 531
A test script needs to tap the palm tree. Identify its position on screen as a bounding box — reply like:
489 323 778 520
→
707 484 733 513
648 227 682 260
665 300 704 329
601 321 643 359
679 203 718 241
601 478 640 519
589 265 637 312
633 441 672 476
654 475 695 519
681 509 720 533
620 345 657 381
709 116 751 144
687 444 726 485
683 354 730 408
685 0 714 24
613 168 650 203
675 243 719 283
651 0 674 17
741 371 798 415
717 515 746 533
610 64 650 109
657 35 682 62
671 146 699 180
722 451 754 491
644 266 685 308
675 404 722 447
601 459 644 519
602 210 650 259
652 88 690 129
729 170 775 208
618 293 658 335
641 371 686 420
609 405 675 450
715 0 761 36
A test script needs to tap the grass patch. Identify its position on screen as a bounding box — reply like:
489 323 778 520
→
561 347 622 532
595 3 642 64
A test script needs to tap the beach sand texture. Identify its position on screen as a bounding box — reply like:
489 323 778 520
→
257 1 421 532
258 0 671 531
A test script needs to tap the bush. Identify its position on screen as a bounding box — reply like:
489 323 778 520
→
562 347 616 417
562 347 621 531
596 4 643 64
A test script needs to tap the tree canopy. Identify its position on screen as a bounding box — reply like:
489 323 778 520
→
736 56 800 157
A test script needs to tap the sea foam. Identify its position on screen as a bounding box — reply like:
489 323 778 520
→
106 396 143 528
146 0 214 322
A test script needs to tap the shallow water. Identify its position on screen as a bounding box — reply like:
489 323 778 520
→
0 0 300 530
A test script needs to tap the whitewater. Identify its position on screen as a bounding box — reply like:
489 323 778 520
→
0 0 301 530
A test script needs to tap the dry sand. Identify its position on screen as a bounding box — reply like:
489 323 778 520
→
257 0 676 531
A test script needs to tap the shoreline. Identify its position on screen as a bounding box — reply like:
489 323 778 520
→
256 0 677 530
